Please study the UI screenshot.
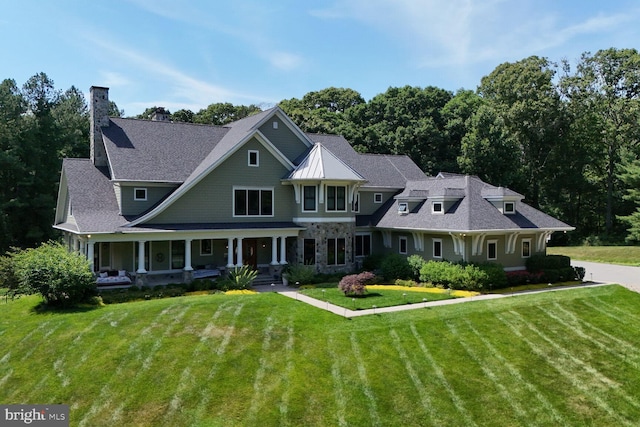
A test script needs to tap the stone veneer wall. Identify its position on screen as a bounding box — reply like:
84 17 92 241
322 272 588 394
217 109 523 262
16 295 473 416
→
296 222 355 274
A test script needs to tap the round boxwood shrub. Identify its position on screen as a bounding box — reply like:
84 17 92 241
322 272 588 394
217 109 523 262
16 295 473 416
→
380 253 413 281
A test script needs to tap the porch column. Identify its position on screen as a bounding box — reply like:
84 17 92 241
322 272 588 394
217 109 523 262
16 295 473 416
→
279 236 287 265
137 240 147 273
270 236 278 265
237 237 244 267
184 239 193 271
226 238 234 268
87 240 95 272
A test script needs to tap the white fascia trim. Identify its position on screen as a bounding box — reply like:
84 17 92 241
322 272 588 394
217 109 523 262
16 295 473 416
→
113 180 183 186
70 227 304 243
128 130 295 227
293 217 355 223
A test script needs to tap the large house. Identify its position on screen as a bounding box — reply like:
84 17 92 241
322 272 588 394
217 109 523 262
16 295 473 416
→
53 86 573 285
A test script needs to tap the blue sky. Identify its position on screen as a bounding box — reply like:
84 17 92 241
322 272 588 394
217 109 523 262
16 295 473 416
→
2 0 639 116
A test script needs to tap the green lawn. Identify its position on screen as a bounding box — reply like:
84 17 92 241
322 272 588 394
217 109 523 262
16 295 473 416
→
299 286 457 310
548 245 640 266
2 286 640 426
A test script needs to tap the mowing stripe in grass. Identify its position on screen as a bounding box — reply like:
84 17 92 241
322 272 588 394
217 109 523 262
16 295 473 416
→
497 312 637 426
162 302 235 425
193 302 245 422
327 335 348 427
79 302 187 427
389 329 434 418
445 321 530 425
245 316 276 425
0 369 13 389
543 303 640 371
350 332 381 427
552 303 640 365
585 298 640 324
278 320 295 427
409 324 478 427
508 310 622 390
462 319 565 425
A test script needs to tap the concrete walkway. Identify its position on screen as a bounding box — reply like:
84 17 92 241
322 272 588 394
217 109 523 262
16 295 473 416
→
253 281 614 319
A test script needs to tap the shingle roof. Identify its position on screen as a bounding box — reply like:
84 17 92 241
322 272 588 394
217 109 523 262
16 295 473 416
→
58 159 129 233
374 175 573 232
306 133 426 188
102 118 229 182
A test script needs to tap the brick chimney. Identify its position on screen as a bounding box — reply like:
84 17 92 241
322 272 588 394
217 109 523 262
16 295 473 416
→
90 86 110 167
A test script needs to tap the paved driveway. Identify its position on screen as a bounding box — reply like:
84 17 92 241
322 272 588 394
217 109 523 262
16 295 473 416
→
572 261 640 293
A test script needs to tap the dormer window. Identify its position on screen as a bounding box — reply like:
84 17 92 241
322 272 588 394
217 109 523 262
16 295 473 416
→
504 202 515 214
398 202 408 214
374 193 383 203
432 202 443 214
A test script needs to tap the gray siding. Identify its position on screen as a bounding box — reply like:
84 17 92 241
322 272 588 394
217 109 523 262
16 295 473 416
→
149 138 295 224
358 190 398 215
258 119 309 162
120 185 178 216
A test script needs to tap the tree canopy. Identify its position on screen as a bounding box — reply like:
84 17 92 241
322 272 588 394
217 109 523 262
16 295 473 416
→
3 48 640 250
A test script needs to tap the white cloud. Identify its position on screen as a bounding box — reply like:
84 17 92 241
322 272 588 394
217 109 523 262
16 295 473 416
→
311 0 638 69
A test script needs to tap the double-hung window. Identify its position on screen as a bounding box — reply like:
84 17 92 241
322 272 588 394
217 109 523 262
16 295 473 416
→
327 238 346 265
326 186 346 211
355 234 371 257
303 185 317 212
234 187 273 216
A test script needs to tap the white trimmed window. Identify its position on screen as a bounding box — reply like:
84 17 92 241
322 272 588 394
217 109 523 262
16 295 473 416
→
326 186 347 212
487 240 498 260
248 150 259 167
399 236 408 254
433 238 442 259
504 202 515 214
134 187 147 201
234 187 273 216
398 202 408 213
522 238 531 258
432 201 443 214
374 193 383 203
303 185 317 212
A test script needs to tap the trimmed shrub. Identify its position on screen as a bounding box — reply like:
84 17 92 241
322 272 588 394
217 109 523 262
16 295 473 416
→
574 266 586 281
526 254 571 272
6 241 96 307
380 254 412 281
407 255 426 281
283 263 315 286
475 262 507 289
339 271 376 296
362 253 385 272
505 270 544 286
394 278 418 287
419 260 489 292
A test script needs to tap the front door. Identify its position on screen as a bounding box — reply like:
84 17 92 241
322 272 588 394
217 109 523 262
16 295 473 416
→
243 239 258 270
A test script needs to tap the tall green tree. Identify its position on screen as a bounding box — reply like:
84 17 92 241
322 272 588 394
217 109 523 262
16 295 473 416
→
560 48 640 234
52 86 89 158
477 56 568 208
617 156 640 241
193 103 261 125
0 79 28 251
345 85 454 175
279 87 365 134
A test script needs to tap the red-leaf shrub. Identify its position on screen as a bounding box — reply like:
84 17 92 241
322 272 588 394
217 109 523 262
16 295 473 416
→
339 271 376 296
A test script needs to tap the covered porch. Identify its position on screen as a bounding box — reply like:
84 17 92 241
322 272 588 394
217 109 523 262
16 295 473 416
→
62 224 302 287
